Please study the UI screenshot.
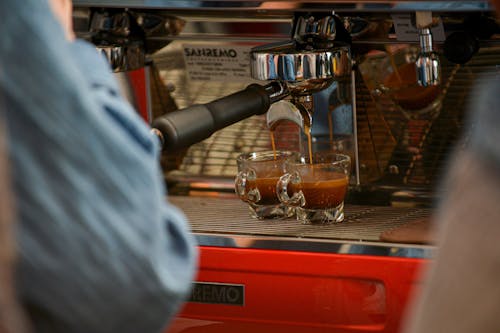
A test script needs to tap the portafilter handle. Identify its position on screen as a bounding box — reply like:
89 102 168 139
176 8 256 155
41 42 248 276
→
151 81 288 151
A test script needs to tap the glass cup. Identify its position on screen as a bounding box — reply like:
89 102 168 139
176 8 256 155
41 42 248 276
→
277 153 350 224
358 45 443 119
235 150 296 219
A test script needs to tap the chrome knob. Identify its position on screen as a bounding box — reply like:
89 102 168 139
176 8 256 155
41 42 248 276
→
293 14 337 47
96 44 145 72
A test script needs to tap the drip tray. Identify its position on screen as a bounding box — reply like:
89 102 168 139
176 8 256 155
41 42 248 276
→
169 195 433 243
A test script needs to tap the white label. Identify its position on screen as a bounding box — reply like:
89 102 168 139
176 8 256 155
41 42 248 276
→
392 14 446 42
182 44 252 82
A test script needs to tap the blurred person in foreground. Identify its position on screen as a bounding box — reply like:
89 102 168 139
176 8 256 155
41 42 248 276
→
0 120 30 333
0 0 197 332
402 1 500 332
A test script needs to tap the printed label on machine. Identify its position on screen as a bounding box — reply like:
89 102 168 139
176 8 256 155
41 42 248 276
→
189 282 245 306
182 44 253 82
392 14 445 42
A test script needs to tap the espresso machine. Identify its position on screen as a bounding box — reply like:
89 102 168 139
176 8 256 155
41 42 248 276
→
72 1 499 332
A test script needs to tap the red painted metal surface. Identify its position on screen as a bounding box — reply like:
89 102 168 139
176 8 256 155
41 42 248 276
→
127 68 150 123
167 246 428 333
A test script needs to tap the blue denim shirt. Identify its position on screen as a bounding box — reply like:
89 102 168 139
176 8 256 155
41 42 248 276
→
467 74 500 167
0 1 197 332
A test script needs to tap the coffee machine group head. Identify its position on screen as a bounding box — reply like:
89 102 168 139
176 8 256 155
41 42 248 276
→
250 12 353 131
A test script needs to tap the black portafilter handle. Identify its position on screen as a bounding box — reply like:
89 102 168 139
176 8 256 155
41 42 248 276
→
151 82 287 151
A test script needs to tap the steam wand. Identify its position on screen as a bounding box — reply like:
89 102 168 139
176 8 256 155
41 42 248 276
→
415 11 440 87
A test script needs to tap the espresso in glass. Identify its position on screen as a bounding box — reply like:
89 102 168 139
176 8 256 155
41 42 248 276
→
246 174 282 205
235 151 296 219
277 153 351 224
289 169 349 209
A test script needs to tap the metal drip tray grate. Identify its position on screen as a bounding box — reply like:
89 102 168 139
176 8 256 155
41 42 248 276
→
170 195 432 243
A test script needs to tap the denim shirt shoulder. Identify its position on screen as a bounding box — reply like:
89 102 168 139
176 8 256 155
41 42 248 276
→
0 1 197 333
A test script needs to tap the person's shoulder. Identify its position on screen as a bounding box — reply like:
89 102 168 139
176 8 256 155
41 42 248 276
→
469 73 500 122
467 73 500 167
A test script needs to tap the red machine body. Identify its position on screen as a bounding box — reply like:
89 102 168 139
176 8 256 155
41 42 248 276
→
167 245 427 333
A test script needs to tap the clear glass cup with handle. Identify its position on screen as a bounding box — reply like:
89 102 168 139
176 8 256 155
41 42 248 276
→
235 150 297 219
277 152 350 224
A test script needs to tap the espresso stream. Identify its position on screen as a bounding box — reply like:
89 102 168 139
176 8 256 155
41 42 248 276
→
270 124 313 164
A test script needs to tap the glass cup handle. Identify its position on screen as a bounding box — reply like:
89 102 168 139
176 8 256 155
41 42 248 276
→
235 170 260 203
235 171 248 200
277 172 303 206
